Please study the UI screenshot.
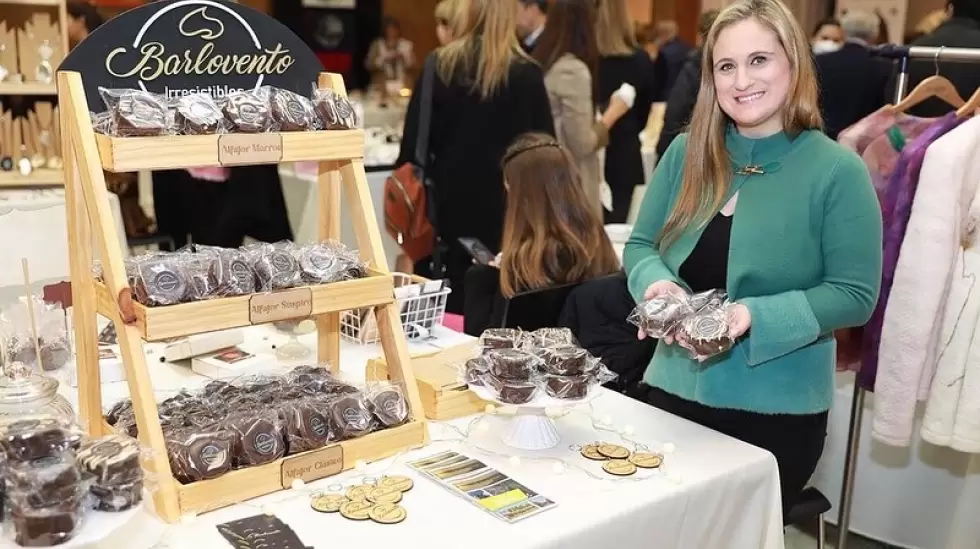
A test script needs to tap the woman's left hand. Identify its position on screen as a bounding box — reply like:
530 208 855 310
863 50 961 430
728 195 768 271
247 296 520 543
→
727 303 752 339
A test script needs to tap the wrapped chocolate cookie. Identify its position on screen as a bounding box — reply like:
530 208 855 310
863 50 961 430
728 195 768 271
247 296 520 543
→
221 87 274 133
326 392 375 440
313 88 359 130
165 426 235 484
5 452 84 509
462 355 490 386
246 242 302 291
1 295 73 372
99 87 170 137
89 480 143 512
484 349 539 382
132 254 192 306
689 289 728 314
482 374 538 405
678 307 734 359
76 435 142 486
535 345 595 376
270 87 315 132
478 328 524 352
196 245 256 296
8 501 83 547
526 327 578 349
627 293 693 339
0 418 84 462
296 242 343 284
541 373 592 400
181 251 221 301
366 384 409 428
224 410 285 467
172 93 225 135
279 398 334 454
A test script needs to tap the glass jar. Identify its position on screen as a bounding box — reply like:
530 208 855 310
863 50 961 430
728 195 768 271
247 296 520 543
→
0 374 75 426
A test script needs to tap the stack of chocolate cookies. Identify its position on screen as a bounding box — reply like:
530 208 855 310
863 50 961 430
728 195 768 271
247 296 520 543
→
76 435 144 512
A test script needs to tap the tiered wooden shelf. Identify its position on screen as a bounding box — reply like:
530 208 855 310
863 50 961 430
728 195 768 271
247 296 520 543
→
60 70 429 522
0 168 63 187
0 83 58 95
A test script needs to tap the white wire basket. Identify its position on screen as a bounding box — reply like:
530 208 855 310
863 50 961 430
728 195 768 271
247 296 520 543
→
341 273 451 344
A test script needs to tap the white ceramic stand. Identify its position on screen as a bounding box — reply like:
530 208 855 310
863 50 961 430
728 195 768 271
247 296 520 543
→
501 413 560 450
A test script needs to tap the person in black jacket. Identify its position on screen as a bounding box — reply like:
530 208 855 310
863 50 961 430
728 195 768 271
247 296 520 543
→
651 21 692 103
655 9 719 163
886 0 980 117
815 10 891 140
398 0 555 314
595 0 655 224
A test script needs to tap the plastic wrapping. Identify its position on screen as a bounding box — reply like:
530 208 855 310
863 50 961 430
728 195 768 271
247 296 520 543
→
270 87 316 132
246 241 303 291
98 87 170 137
478 328 525 352
278 397 334 454
76 434 145 512
5 450 87 547
298 241 365 284
165 426 235 484
627 293 693 339
313 87 359 130
0 418 84 462
171 93 226 135
195 245 257 297
90 111 112 135
224 409 286 467
365 383 409 428
1 296 73 372
221 87 275 133
525 327 578 349
131 254 192 306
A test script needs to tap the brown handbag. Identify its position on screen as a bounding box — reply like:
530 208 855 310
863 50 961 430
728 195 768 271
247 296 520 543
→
384 54 439 267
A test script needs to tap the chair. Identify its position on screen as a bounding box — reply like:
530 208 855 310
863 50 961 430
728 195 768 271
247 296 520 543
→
786 486 832 549
499 282 583 331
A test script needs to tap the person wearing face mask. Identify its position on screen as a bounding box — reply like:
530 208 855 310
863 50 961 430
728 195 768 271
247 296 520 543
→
811 17 843 54
624 0 882 520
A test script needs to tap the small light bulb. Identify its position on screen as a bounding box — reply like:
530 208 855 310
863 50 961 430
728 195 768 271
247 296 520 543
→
622 425 635 436
508 456 521 466
484 404 497 414
663 442 676 454
179 512 197 525
602 414 613 425
477 421 490 433
355 460 367 472
552 461 566 474
545 407 561 418
262 505 275 516
291 479 305 490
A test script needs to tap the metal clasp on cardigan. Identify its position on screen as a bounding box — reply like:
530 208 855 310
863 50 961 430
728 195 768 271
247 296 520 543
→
735 165 766 175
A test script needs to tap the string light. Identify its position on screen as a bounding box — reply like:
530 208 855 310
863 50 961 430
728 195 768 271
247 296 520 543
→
178 512 197 525
508 455 521 466
291 479 305 490
622 425 635 436
484 404 497 415
552 461 566 475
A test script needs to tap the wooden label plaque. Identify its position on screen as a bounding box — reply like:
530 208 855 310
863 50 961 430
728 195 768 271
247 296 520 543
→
218 134 284 166
281 445 344 487
249 288 312 324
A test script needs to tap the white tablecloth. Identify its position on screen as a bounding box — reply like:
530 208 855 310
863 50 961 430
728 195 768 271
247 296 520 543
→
63 326 784 549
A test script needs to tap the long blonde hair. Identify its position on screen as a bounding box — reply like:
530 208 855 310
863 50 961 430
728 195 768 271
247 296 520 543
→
594 0 637 56
499 134 620 298
436 0 529 99
659 0 821 249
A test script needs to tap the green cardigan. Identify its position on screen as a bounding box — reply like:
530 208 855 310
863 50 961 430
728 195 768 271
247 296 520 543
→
624 127 882 415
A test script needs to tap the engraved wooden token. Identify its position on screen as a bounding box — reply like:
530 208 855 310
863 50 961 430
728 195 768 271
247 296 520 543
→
345 484 372 501
580 444 607 461
339 500 375 521
603 459 637 476
379 475 414 492
597 443 630 460
629 452 664 469
367 485 404 505
310 493 348 513
369 503 408 525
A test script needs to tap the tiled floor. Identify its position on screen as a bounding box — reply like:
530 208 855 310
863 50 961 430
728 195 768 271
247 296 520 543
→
786 525 902 549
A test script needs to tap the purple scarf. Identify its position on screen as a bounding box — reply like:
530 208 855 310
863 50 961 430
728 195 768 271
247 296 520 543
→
859 112 964 391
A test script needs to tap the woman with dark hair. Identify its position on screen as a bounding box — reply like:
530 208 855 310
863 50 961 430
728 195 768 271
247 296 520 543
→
464 134 620 335
532 0 631 213
811 17 843 53
397 0 555 314
67 1 104 48
366 16 416 101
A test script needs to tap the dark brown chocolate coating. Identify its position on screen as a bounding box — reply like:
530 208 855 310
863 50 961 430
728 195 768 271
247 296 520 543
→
76 435 142 486
528 327 577 348
479 329 523 352
486 349 537 381
222 90 272 133
251 250 301 291
227 415 284 467
484 374 537 404
328 395 374 439
0 419 81 462
10 507 79 547
165 428 234 484
314 90 358 130
463 356 489 386
297 244 342 284
680 312 733 357
174 94 223 135
537 345 591 376
111 91 169 137
6 455 82 508
543 374 591 400
634 294 692 338
270 88 315 131
137 258 189 305
90 479 143 512
281 400 333 454
368 388 408 427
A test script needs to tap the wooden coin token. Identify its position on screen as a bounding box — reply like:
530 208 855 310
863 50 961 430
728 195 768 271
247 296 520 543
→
629 452 664 469
339 500 375 521
369 503 408 525
310 493 348 513
580 444 607 461
367 485 404 505
603 459 638 476
345 484 372 501
379 475 414 492
597 443 630 460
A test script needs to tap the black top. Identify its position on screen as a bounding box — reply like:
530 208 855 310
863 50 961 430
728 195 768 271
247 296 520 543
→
597 50 656 194
398 50 555 313
679 213 733 293
814 42 890 140
657 49 702 162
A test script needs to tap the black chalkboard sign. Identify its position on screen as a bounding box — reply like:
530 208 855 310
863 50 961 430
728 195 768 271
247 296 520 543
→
60 0 324 112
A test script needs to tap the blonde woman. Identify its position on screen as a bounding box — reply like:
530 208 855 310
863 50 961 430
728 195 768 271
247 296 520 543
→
595 0 656 223
434 0 463 46
624 0 881 518
396 0 555 314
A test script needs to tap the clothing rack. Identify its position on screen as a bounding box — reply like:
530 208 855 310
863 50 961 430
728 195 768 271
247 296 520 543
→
835 44 980 549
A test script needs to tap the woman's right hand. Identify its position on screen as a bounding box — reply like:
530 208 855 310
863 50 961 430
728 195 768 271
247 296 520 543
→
637 280 686 341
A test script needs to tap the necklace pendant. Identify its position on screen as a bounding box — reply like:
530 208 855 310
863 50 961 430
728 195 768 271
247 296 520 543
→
736 165 765 176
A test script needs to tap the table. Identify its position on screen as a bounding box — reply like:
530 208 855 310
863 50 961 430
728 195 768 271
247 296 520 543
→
64 326 785 549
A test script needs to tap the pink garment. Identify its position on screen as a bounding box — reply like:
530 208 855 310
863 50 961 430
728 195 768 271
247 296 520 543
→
186 167 230 182
442 313 464 333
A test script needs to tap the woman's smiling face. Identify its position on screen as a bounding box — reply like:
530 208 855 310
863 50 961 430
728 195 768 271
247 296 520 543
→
712 17 792 137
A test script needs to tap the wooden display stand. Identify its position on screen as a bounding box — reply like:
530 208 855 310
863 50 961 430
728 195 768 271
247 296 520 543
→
59 70 429 523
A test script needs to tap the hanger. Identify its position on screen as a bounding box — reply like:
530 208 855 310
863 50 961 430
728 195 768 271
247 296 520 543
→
955 86 980 118
889 47 965 114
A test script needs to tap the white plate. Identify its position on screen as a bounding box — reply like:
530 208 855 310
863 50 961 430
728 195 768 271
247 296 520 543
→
469 383 600 414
